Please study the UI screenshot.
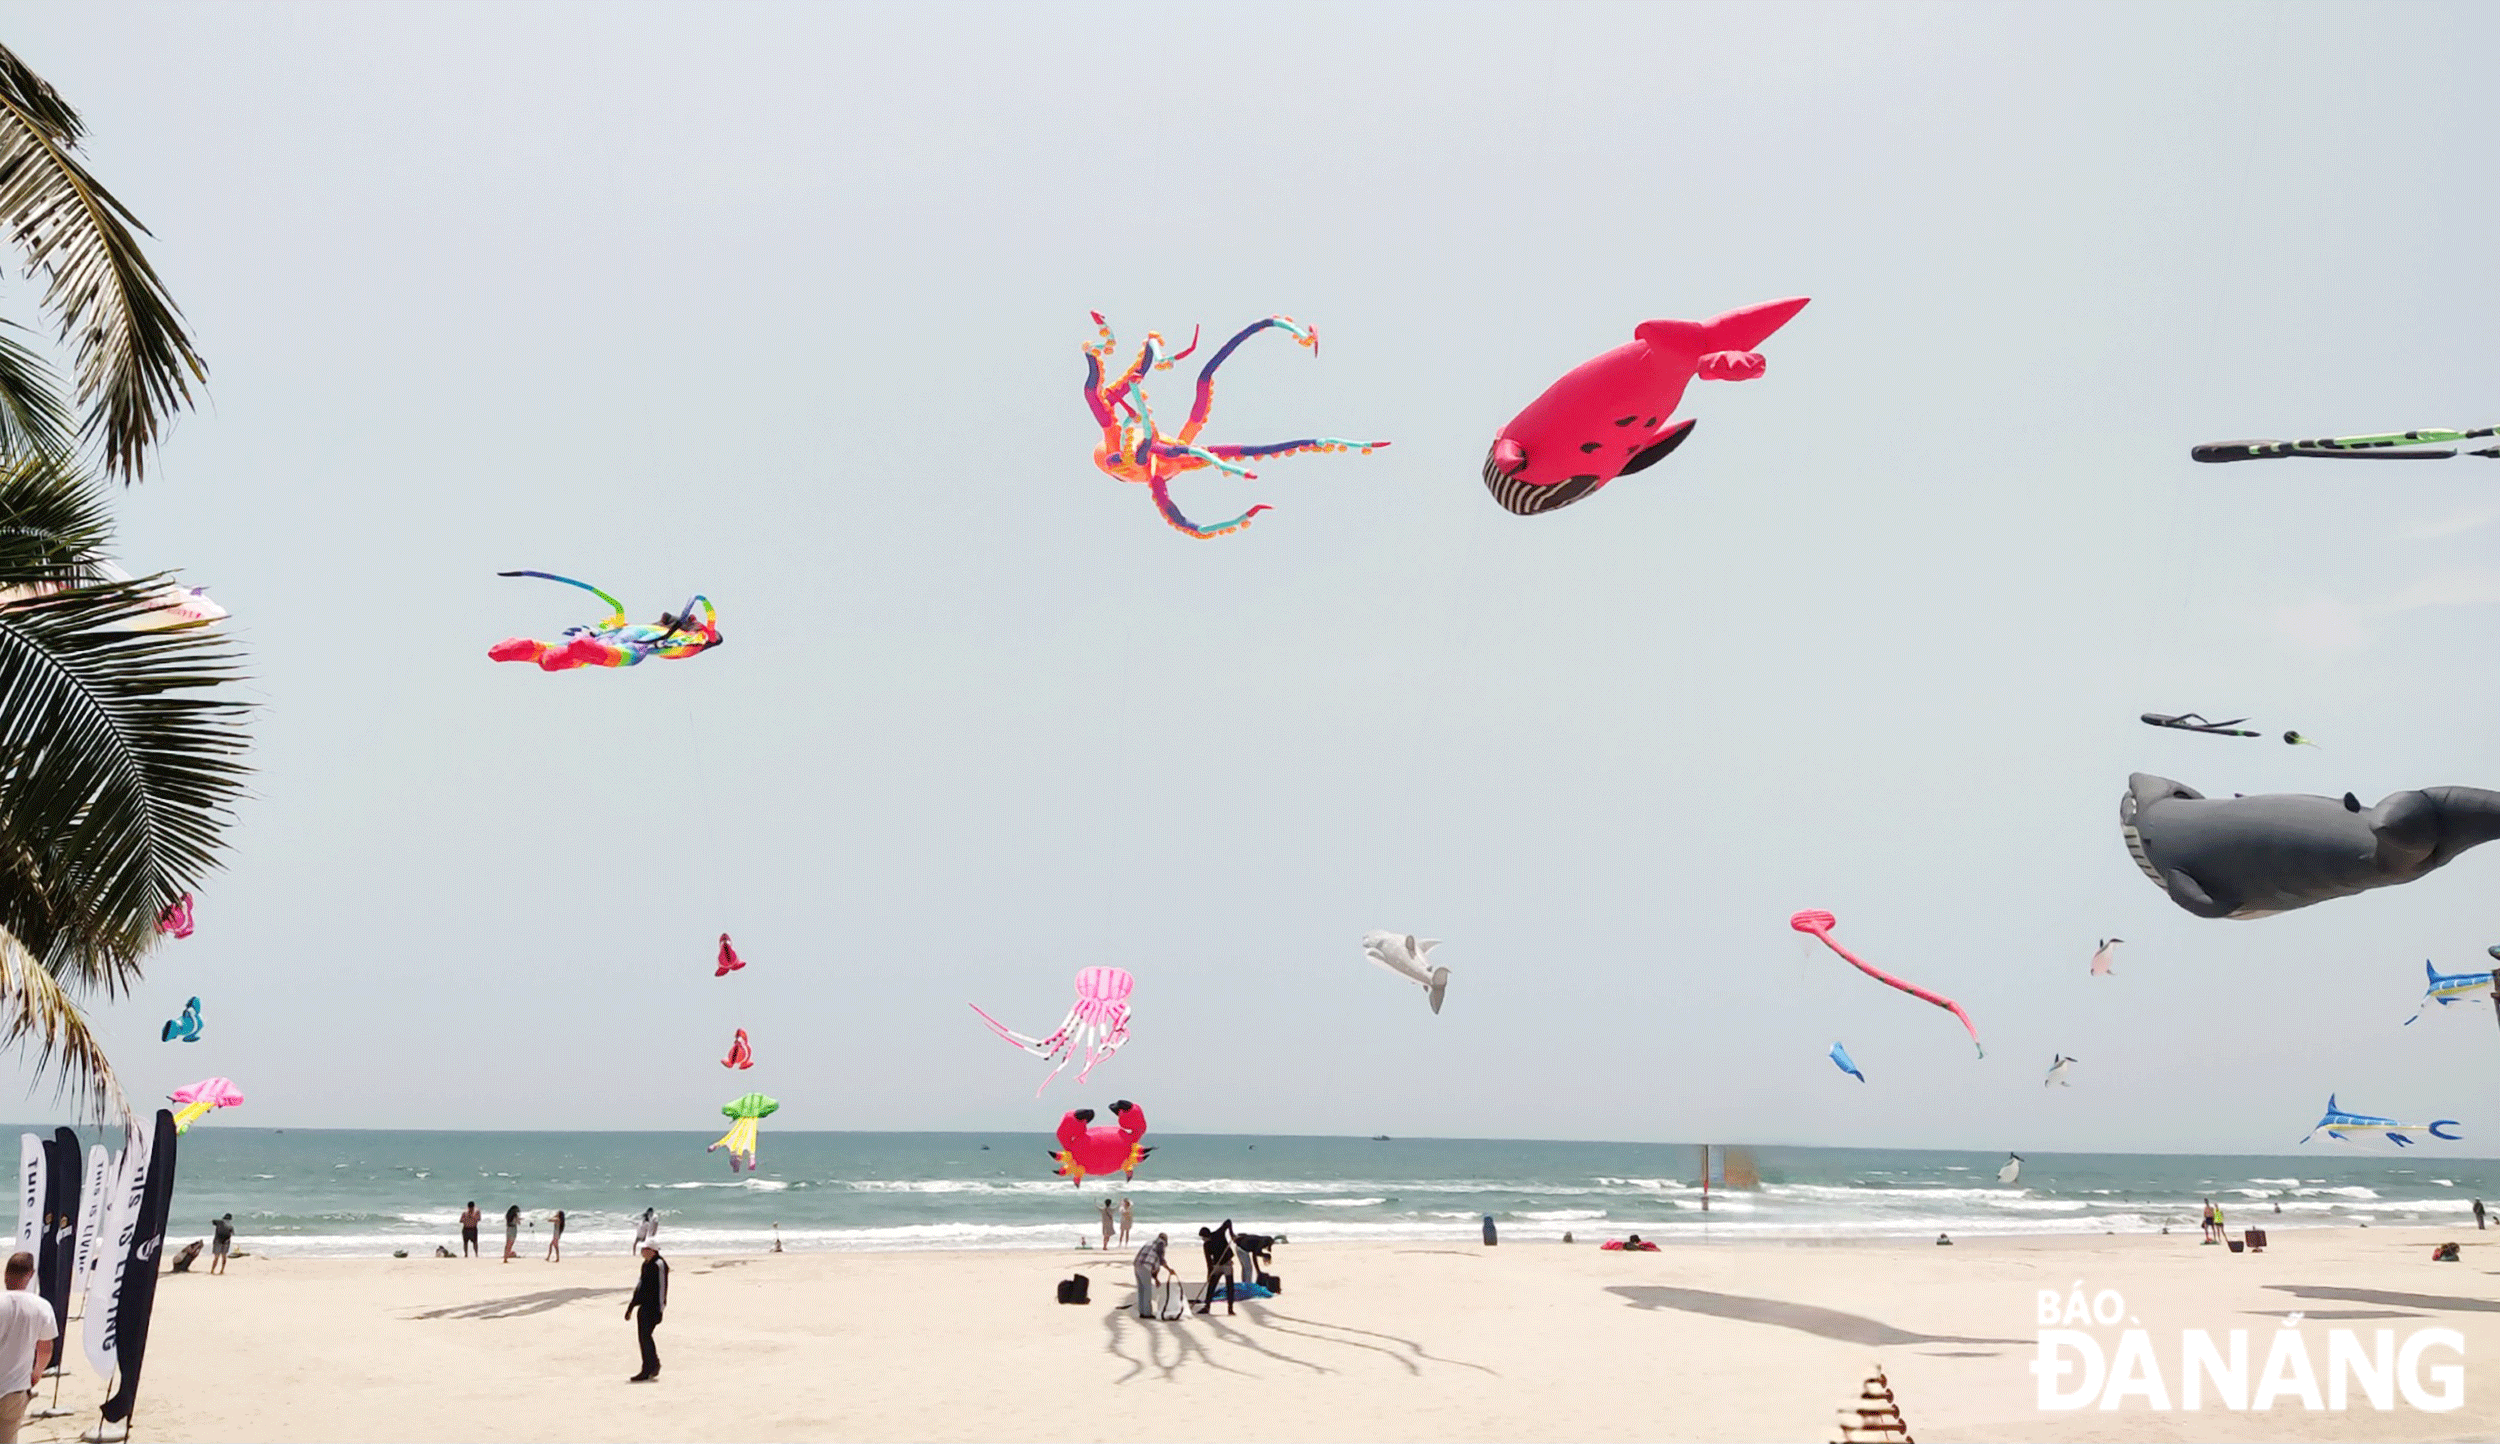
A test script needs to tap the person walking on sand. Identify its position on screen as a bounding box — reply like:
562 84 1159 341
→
459 1201 481 1258
1099 1197 1115 1251
1118 1196 1133 1247
626 1241 669 1382
546 1209 566 1262
210 1213 234 1275
0 1252 55 1443
503 1204 521 1263
1132 1232 1176 1320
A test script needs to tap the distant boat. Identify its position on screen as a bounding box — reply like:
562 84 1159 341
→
1371 1135 1391 1142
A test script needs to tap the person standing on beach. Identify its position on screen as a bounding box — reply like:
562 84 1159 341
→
503 1205 521 1263
210 1213 234 1275
1132 1232 1175 1320
1099 1197 1115 1251
546 1210 566 1262
0 1252 55 1443
632 1207 657 1255
2477 1199 2487 1231
1118 1196 1133 1247
626 1242 669 1382
1196 1220 1238 1316
460 1202 481 1258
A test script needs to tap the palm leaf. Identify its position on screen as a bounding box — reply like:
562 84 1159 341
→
0 453 110 584
0 323 70 465
0 922 125 1123
0 577 249 992
0 44 205 482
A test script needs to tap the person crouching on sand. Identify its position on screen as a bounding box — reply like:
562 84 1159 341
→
626 1242 669 1382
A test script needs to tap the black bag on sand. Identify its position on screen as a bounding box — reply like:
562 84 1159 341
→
1257 1272 1281 1294
1057 1274 1091 1304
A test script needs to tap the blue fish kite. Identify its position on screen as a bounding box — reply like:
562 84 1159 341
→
1828 1042 1866 1083
2406 959 2494 1025
161 996 203 1044
2300 1095 2459 1149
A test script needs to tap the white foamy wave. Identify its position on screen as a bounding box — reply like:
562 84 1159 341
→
1516 1209 1607 1221
1300 1198 1385 1208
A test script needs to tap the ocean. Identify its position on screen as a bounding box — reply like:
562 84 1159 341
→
41 1128 2484 1259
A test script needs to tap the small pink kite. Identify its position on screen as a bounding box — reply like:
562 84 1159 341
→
2091 938 2122 976
715 934 745 977
156 893 194 939
1789 910 1984 1058
722 1028 753 1070
971 966 1133 1095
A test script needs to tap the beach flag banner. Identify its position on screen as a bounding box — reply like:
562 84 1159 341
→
68 1145 108 1308
82 1127 148 1384
15 1133 42 1260
43 1127 79 1343
99 1109 176 1425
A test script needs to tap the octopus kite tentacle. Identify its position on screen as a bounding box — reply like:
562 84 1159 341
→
1150 477 1270 539
1790 909 1985 1058
1180 315 1318 443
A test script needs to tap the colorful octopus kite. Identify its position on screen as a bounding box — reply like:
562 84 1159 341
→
1790 910 1984 1058
1083 313 1388 538
487 571 721 671
970 966 1133 1095
1050 1099 1151 1186
169 1076 243 1134
710 1092 778 1172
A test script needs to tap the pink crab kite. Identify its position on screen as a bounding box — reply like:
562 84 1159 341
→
971 966 1133 1095
1083 313 1388 539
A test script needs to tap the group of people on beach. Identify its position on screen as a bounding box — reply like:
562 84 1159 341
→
1131 1218 1280 1321
456 1201 568 1262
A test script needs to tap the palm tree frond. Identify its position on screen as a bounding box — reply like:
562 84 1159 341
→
0 577 250 992
0 453 110 583
0 324 71 465
0 922 127 1125
0 45 204 483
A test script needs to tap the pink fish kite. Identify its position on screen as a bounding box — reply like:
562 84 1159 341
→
1790 910 1984 1058
1050 1099 1151 1186
169 1076 244 1134
155 893 194 939
1483 296 1808 516
715 934 745 977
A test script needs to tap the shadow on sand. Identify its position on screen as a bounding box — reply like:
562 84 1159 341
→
2264 1284 2500 1314
410 1287 627 1320
1099 1283 1496 1384
1607 1286 2025 1349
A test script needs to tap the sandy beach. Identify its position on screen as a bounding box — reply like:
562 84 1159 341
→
17 1226 2486 1442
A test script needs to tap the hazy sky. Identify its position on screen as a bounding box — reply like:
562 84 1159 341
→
6 2 2497 1152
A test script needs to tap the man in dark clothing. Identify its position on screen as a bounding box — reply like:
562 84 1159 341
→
625 1242 668 1381
2476 1199 2487 1231
210 1214 234 1275
1196 1219 1237 1316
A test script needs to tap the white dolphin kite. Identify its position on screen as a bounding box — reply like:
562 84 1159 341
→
2044 1054 2077 1088
1361 931 1450 1014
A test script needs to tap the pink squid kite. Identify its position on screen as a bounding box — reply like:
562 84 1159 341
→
1483 297 1808 516
1083 313 1389 538
169 1076 244 1134
1790 910 1984 1058
970 966 1133 1095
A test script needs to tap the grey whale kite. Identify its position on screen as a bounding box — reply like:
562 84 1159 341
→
2121 773 2500 919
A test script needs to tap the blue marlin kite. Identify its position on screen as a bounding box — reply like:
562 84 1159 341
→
161 996 203 1044
1828 1042 1867 1083
2406 959 2494 1025
2300 1095 2459 1148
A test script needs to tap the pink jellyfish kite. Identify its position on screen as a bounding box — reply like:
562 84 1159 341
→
1051 1100 1151 1186
970 967 1133 1095
169 1076 244 1134
715 934 745 977
1482 297 1808 516
155 893 194 939
1789 910 1984 1058
721 1028 753 1070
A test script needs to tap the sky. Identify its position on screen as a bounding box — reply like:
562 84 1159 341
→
4 2 2497 1152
